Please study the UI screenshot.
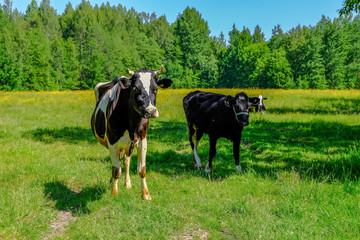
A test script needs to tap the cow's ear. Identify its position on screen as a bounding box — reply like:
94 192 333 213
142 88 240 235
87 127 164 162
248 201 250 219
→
263 97 268 100
156 78 173 88
249 97 260 107
118 77 131 89
249 97 260 104
225 96 235 107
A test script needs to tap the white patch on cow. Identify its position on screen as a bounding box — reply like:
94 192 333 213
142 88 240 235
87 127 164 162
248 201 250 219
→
137 137 147 173
136 137 151 200
258 95 265 114
94 82 108 102
258 95 263 107
94 83 119 117
139 72 152 95
109 137 123 194
109 144 122 170
124 154 132 189
109 130 132 155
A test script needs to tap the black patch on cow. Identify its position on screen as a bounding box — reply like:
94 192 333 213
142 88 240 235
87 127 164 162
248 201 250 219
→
156 78 173 88
91 109 106 139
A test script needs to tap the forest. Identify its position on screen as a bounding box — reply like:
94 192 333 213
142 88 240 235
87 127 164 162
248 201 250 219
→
0 0 359 90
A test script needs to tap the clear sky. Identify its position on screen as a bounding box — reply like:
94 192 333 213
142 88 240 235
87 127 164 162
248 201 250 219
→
10 0 343 41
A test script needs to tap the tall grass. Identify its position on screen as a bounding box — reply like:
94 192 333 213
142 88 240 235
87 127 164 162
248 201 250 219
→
0 89 359 239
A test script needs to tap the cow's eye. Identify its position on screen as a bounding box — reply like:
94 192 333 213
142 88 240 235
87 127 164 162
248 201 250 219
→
132 87 139 92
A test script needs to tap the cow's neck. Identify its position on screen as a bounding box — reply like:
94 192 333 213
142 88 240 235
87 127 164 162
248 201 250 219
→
128 102 144 134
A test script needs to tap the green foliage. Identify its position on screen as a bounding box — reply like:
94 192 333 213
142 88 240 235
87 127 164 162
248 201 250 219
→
0 2 359 90
339 0 360 15
172 7 218 88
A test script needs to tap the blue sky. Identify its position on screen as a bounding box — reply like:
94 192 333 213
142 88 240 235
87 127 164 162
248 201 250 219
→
10 0 343 41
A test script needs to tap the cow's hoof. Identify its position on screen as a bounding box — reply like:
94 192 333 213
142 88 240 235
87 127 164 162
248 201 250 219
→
142 188 151 200
235 165 243 174
111 187 118 196
124 181 132 189
142 194 152 201
205 162 211 173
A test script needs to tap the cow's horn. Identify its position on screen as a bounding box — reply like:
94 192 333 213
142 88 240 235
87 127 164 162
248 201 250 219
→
126 68 134 76
155 65 164 76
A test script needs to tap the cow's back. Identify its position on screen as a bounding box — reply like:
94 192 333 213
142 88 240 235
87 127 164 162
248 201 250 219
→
91 79 122 149
183 91 225 120
94 79 119 103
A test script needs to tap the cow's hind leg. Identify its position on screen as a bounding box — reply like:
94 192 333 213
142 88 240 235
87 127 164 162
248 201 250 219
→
188 122 203 169
205 135 218 173
109 145 122 195
124 153 132 189
137 138 151 200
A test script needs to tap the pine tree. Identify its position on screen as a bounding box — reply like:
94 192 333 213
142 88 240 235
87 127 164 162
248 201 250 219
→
0 6 19 90
253 25 266 43
264 47 294 88
50 37 65 89
63 37 80 89
173 7 218 88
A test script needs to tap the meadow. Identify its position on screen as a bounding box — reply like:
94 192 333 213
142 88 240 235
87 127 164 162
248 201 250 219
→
0 88 359 239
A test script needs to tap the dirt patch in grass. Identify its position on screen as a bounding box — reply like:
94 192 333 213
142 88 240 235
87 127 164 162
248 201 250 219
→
44 210 77 239
175 228 210 240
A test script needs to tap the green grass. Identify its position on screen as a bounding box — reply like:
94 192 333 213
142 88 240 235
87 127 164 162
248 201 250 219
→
0 89 360 239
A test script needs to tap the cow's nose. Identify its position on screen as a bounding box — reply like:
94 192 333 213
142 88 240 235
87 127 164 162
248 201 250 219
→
241 121 249 126
144 105 159 118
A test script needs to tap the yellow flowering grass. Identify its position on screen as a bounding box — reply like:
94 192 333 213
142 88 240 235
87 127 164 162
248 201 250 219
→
0 88 359 239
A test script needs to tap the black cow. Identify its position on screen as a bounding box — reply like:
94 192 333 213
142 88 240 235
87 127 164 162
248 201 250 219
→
91 66 172 200
183 91 261 173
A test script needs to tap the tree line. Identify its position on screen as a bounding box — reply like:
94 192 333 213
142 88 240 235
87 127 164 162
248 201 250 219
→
0 0 359 90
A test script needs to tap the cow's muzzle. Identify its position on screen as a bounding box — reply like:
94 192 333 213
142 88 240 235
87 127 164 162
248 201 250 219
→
240 121 249 127
144 105 159 118
233 107 249 126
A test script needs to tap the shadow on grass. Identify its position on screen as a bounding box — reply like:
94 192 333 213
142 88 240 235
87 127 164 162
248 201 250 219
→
44 181 105 216
79 156 111 163
23 126 96 144
144 120 360 182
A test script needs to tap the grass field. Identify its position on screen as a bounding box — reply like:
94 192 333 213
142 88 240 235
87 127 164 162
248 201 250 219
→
0 89 360 239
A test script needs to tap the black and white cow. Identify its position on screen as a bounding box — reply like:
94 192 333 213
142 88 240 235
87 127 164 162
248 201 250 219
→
183 91 261 173
91 66 172 200
249 95 267 113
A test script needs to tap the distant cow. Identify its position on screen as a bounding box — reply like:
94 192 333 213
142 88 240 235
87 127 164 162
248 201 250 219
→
183 91 261 173
91 66 172 200
249 95 267 113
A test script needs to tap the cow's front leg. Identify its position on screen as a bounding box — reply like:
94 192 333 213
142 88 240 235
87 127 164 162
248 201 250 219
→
205 135 217 173
137 137 151 200
233 139 243 173
109 145 121 195
124 154 132 189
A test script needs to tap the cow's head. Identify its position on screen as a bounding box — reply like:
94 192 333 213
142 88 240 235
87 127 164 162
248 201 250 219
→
249 95 267 113
258 95 267 113
120 65 173 118
226 92 260 126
